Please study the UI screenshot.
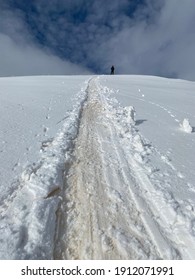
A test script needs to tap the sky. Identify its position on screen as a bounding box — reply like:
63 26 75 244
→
1 0 195 80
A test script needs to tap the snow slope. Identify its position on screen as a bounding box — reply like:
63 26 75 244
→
0 76 89 201
0 75 195 259
0 76 90 259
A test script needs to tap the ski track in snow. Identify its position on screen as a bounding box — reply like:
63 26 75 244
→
55 79 159 259
1 77 195 259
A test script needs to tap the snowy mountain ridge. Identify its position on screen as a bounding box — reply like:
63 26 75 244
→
0 75 195 259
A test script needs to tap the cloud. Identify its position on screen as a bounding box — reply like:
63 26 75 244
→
0 33 90 76
1 0 195 80
0 1 90 76
93 0 195 80
0 0 138 75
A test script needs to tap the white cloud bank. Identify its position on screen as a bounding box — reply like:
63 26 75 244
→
91 0 195 80
0 34 90 76
0 2 90 76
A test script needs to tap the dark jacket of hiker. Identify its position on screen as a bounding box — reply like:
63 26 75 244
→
111 65 115 75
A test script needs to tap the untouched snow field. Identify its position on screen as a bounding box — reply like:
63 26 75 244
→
0 75 195 259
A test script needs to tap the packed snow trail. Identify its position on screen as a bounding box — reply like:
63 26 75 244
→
55 78 159 259
54 77 195 259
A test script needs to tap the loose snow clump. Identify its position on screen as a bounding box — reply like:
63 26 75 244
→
123 106 136 125
180 118 193 133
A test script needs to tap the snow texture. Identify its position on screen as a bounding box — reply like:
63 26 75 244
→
0 75 195 260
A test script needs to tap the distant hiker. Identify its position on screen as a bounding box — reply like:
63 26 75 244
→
111 65 115 75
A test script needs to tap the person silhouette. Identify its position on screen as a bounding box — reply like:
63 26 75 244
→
111 65 115 75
